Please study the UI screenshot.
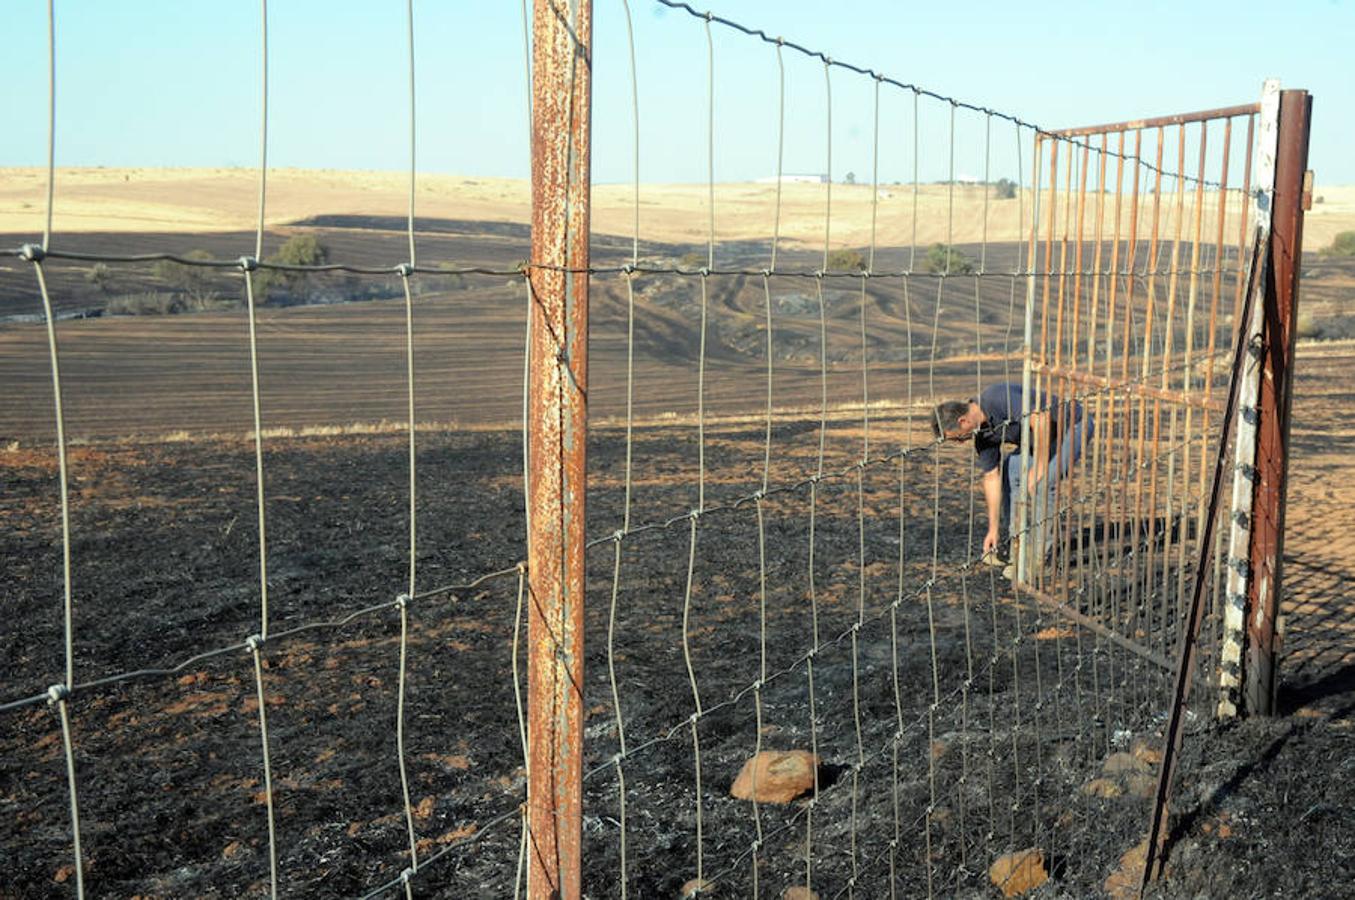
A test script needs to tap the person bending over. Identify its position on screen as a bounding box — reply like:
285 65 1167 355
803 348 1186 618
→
931 382 1094 569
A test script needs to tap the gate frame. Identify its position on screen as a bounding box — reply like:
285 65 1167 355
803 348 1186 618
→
1012 82 1313 720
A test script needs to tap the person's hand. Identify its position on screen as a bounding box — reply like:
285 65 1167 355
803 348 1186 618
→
983 528 999 556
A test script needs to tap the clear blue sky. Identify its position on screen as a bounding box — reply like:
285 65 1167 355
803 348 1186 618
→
5 0 1351 187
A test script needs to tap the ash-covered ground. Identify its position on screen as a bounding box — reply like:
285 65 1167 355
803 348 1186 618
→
3 399 1352 898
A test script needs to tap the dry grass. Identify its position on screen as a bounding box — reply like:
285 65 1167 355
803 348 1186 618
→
5 167 1352 251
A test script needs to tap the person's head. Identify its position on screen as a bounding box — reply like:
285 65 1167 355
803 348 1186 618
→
931 399 983 442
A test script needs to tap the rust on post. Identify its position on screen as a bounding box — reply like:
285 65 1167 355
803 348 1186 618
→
1245 89 1312 716
527 1 592 897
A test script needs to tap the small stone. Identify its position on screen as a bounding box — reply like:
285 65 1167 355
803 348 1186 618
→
221 840 245 860
730 750 818 804
53 865 75 884
1103 839 1149 899
781 888 818 900
1082 777 1124 799
988 848 1047 897
1102 751 1150 775
680 877 715 898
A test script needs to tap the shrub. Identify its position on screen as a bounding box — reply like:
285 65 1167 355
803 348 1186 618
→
1323 231 1355 257
85 262 113 293
254 234 330 302
993 178 1018 200
106 289 237 316
151 249 216 300
107 292 183 316
924 243 976 275
272 234 328 267
826 247 867 272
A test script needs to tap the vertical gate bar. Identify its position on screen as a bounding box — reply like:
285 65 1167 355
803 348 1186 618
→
1219 81 1280 719
1176 121 1208 649
1050 145 1074 595
1101 132 1126 711
1025 137 1058 587
1153 124 1187 657
1015 134 1044 585
1129 128 1164 663
1244 87 1312 715
1086 135 1109 753
1070 138 1092 632
1231 115 1257 338
1198 118 1232 674
1118 131 1143 700
527 1 592 896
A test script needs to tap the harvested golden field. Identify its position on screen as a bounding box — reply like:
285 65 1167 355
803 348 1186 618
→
4 167 1353 252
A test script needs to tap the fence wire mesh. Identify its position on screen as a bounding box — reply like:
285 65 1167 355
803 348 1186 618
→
0 1 1285 898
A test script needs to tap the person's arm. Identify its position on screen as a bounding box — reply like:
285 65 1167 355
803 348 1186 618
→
982 466 1002 554
1026 409 1050 494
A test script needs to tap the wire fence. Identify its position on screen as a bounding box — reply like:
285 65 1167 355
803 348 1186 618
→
0 1 1304 898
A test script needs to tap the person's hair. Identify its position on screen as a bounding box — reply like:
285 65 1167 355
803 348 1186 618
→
931 400 971 440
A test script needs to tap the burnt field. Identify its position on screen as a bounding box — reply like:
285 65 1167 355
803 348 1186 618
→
0 411 1168 898
3 384 1354 897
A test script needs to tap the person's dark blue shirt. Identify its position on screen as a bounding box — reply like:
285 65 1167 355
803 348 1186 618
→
972 382 1080 473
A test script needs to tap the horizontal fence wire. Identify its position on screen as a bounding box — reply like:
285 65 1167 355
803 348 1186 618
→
8 245 1253 281
0 1 1268 898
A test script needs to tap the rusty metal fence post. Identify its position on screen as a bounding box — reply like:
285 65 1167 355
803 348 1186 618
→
1220 82 1312 717
526 1 592 897
1242 87 1311 716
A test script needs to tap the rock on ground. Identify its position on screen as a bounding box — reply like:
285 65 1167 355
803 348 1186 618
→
988 848 1048 897
729 750 819 804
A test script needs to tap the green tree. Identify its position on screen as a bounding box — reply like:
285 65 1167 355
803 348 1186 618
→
844 171 856 185
256 234 329 301
826 247 866 272
924 243 975 275
993 178 1018 200
151 249 216 301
